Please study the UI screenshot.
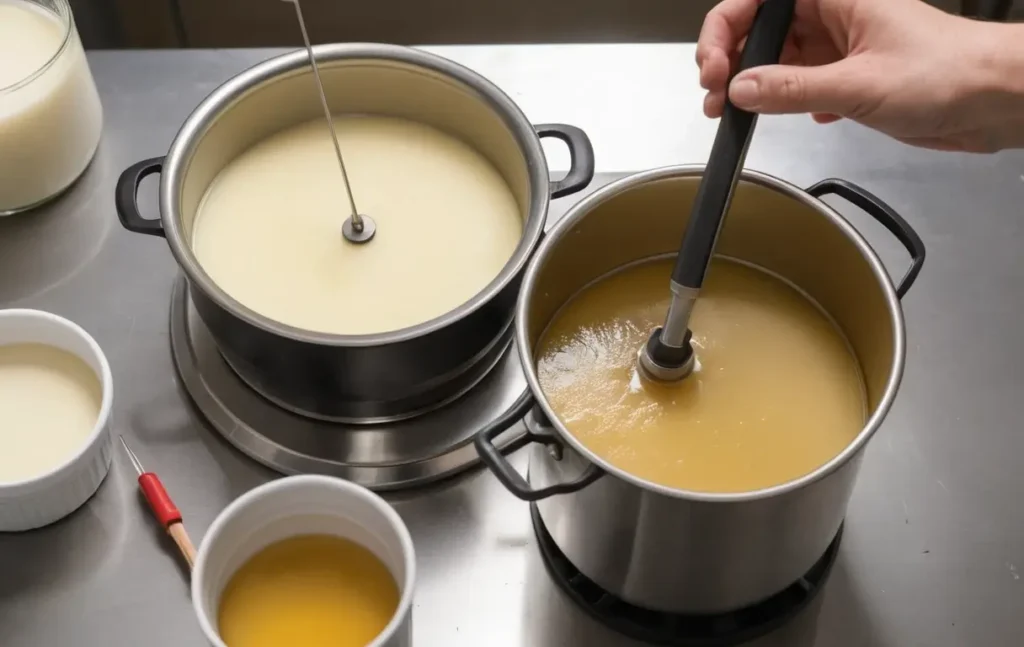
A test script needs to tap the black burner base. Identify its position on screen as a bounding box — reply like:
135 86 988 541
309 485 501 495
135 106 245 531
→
530 504 842 646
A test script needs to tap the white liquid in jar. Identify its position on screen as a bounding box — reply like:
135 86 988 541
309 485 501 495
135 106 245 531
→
0 0 103 214
0 343 102 483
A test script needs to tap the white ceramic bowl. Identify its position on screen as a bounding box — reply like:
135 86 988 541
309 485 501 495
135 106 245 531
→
192 475 416 647
0 308 113 531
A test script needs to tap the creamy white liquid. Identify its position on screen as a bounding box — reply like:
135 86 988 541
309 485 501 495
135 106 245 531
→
192 116 523 335
0 343 102 483
0 0 103 213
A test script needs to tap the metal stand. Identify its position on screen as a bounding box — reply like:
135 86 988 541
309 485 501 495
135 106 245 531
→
168 277 528 490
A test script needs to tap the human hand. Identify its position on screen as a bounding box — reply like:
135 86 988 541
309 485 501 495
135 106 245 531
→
696 0 1024 153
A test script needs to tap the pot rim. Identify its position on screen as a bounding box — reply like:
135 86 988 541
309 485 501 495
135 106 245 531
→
516 165 907 503
161 43 550 347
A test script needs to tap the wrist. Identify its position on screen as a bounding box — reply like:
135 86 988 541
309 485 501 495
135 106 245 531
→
978 24 1024 94
969 22 1024 150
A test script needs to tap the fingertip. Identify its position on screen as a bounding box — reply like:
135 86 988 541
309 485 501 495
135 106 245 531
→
695 28 716 66
700 49 730 91
704 92 726 119
696 44 717 75
811 113 842 124
699 59 712 90
728 74 761 110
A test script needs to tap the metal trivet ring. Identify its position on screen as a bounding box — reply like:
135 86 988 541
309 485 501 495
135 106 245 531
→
169 275 527 490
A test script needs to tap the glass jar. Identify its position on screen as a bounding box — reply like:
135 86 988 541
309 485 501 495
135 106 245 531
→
0 0 103 215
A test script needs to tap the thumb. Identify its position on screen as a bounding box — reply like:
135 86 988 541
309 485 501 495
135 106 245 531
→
728 61 865 116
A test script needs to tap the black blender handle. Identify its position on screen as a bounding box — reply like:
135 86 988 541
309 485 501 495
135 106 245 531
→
671 0 796 290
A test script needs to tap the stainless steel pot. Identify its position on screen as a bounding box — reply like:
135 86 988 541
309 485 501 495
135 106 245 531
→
113 44 594 423
476 166 925 614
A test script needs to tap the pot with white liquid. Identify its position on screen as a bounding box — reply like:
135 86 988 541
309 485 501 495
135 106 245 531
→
476 166 926 614
115 44 594 423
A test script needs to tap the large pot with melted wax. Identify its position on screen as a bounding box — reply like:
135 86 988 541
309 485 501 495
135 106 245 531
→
476 166 925 614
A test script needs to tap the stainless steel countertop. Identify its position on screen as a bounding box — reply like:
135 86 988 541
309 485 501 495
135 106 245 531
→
1 44 1023 647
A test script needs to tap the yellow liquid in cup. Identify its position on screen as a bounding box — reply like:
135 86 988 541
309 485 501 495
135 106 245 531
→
537 258 867 493
217 534 399 647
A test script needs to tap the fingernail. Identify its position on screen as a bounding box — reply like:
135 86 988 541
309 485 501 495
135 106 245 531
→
730 78 760 108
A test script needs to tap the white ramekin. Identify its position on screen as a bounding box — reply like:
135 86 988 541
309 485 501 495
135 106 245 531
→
0 308 114 532
192 475 416 647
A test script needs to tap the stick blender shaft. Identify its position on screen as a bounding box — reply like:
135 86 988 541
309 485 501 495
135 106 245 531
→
638 0 796 382
281 0 376 244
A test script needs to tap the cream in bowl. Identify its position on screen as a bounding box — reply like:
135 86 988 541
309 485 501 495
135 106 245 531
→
0 309 113 531
192 115 523 335
193 475 415 647
536 256 866 493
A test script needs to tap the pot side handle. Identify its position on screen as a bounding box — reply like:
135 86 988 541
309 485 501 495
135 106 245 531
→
534 124 596 199
806 178 925 299
474 389 603 502
116 157 167 238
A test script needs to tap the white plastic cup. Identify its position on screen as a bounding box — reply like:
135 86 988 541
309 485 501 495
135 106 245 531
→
0 308 113 531
192 475 416 647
